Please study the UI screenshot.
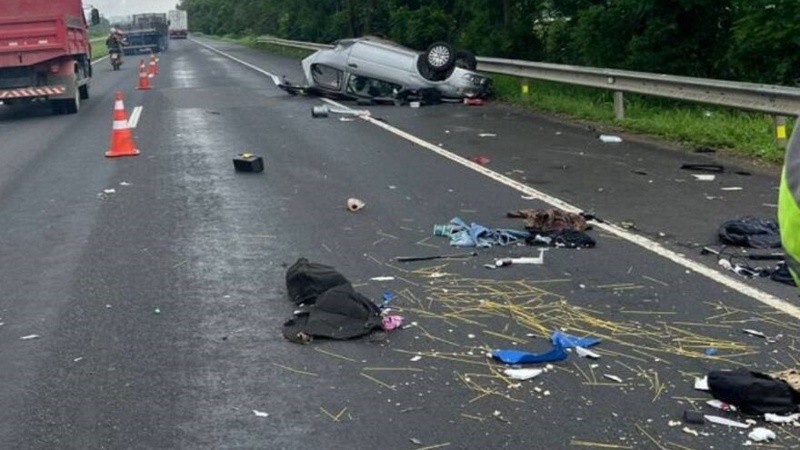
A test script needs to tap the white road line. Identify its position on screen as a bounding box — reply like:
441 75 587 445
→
91 55 110 65
190 38 282 85
192 39 800 319
128 106 143 128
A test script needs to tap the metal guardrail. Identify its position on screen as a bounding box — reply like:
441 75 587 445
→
256 36 799 145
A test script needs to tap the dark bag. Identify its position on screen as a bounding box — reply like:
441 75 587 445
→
285 258 349 305
718 217 781 248
708 369 799 415
283 284 383 342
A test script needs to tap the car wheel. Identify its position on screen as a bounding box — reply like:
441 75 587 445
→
455 50 477 71
423 42 455 72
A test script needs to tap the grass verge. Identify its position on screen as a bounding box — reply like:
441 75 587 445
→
215 34 794 165
91 39 109 60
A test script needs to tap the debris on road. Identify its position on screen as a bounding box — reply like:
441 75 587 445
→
381 315 404 331
575 346 600 359
252 410 270 418
19 334 40 340
478 133 496 138
706 399 737 412
742 329 767 338
491 346 568 365
681 163 724 173
704 415 750 428
492 249 546 268
695 376 710 391
504 368 543 381
103 188 116 194
683 410 705 425
748 427 776 442
347 198 366 212
370 276 395 282
692 174 716 181
718 217 781 248
444 217 529 247
765 413 800 424
464 98 485 106
708 369 799 415
470 155 491 166
233 153 264 173
395 251 478 262
311 105 370 119
599 135 623 143
682 427 699 437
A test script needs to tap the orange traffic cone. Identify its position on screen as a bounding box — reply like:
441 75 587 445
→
148 54 157 78
105 91 140 158
149 53 160 75
137 60 151 90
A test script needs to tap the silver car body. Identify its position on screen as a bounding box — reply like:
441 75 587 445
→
299 37 491 99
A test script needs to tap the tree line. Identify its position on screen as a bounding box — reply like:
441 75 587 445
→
179 0 799 86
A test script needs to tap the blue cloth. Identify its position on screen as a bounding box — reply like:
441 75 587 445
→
551 331 601 349
447 217 530 248
491 345 568 365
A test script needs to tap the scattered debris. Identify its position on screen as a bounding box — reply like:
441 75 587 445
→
704 415 750 428
719 217 781 248
575 346 600 359
409 101 421 108
19 334 40 340
73 357 83 362
119 181 131 186
470 156 491 166
503 368 543 381
370 276 395 282
681 163 724 173
492 249 546 268
721 187 743 191
381 315 404 331
410 355 422 362
683 410 705 425
464 98 485 106
748 428 776 442
347 198 366 212
103 188 116 194
233 153 264 173
599 135 623 143
312 105 370 118
743 329 767 338
395 251 478 262
478 133 496 138
692 174 716 181
604 374 623 383
668 420 681 427
252 410 270 418
410 438 423 445
682 427 699 437
704 348 718 356
765 413 800 424
707 399 737 412
492 346 568 365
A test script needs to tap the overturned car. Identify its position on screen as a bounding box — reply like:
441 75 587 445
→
277 37 492 103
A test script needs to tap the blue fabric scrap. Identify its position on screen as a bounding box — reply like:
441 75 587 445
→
551 331 601 349
491 345 568 365
447 217 530 248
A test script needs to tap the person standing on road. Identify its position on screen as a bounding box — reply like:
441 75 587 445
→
780 123 800 287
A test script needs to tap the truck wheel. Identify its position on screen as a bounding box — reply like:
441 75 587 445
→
61 88 80 114
79 84 90 100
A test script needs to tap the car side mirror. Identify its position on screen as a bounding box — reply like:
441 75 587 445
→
90 8 101 26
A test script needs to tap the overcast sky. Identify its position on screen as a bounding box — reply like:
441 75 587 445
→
92 0 179 19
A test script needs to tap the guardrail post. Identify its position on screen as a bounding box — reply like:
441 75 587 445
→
614 91 625 120
775 115 789 148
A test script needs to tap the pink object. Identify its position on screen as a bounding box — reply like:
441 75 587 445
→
381 315 404 331
471 156 491 166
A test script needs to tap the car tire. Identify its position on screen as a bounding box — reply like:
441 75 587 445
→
423 42 455 72
455 50 477 71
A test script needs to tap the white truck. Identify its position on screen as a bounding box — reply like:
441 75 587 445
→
167 10 187 39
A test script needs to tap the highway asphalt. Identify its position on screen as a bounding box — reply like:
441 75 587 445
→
0 37 798 449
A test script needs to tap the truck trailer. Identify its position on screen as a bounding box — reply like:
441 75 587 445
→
120 13 169 55
0 0 100 114
168 10 188 39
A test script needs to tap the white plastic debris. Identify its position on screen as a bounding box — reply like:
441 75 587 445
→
599 135 623 143
682 427 699 437
743 329 766 338
576 346 600 359
370 276 395 281
252 410 269 418
721 187 743 191
705 415 750 428
478 133 497 138
707 399 737 412
20 334 40 340
765 413 800 424
748 427 776 442
104 189 116 194
692 174 716 181
494 249 546 267
119 182 132 186
409 101 421 108
410 355 422 362
604 374 623 383
668 421 681 427
694 376 710 391
504 368 543 381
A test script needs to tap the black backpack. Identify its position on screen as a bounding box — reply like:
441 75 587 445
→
708 369 800 415
283 284 383 342
285 258 349 305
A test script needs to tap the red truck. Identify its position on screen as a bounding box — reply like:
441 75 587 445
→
0 0 100 114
